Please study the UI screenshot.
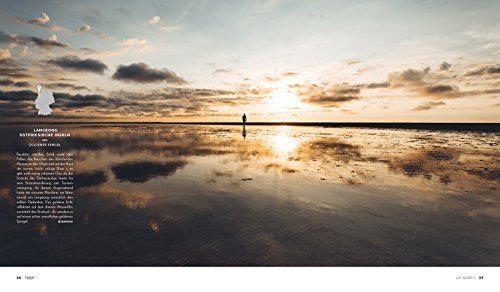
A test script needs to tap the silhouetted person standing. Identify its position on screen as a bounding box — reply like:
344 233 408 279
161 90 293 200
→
241 113 247 139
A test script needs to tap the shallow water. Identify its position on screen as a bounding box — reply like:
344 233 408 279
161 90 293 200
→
0 124 498 266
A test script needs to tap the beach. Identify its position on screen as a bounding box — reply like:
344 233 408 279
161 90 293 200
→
0 124 498 266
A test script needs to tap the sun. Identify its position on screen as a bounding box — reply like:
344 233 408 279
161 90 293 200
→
267 85 302 112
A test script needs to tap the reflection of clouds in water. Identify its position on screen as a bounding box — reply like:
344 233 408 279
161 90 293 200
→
387 148 459 182
0 156 16 188
111 160 187 183
0 125 499 266
292 137 362 163
264 163 297 174
36 223 48 239
82 188 154 210
0 187 10 201
115 192 153 210
149 220 160 234
74 170 107 189
1 125 497 196
67 126 236 157
385 147 499 186
212 170 233 178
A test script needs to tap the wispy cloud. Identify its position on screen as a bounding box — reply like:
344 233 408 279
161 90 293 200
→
213 68 232 74
15 12 63 31
0 30 70 49
159 25 181 32
48 82 90 91
148 16 161 25
412 101 446 111
147 15 181 32
294 83 361 107
119 38 147 47
464 64 500 77
78 24 91 33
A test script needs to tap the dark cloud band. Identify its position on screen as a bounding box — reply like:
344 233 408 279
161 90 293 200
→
47 56 107 74
112 63 187 84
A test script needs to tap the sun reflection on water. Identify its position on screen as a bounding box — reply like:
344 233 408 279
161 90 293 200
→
269 127 300 159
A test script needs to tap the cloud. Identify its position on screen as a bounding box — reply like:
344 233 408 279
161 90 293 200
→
0 84 266 119
148 16 161 25
0 49 11 60
440 61 452 70
213 68 232 74
12 81 30 88
464 64 500 76
119 38 147 47
388 68 427 88
341 109 358 115
80 48 96 54
0 67 31 78
159 25 181 32
0 89 36 101
388 67 460 98
49 83 90 91
31 12 50 24
424 84 455 95
0 30 69 49
29 35 70 49
78 24 91 32
0 79 14 86
146 15 181 32
16 12 63 31
54 92 110 108
412 101 446 111
265 76 280 82
112 63 187 84
47 55 108 74
0 30 17 44
296 83 361 107
19 46 30 56
114 38 150 53
0 55 31 78
281 72 298 77
363 82 390 89
0 79 29 87
460 88 500 97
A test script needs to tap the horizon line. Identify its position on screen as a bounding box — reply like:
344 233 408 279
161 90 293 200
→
0 121 498 132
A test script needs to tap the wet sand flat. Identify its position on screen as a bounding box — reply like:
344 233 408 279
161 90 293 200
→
0 124 498 266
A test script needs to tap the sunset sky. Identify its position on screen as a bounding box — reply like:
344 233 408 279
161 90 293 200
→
0 0 499 122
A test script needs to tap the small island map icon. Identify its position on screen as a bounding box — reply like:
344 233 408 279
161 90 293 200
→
35 85 55 116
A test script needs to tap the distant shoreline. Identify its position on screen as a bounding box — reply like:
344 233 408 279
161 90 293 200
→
1 122 498 132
